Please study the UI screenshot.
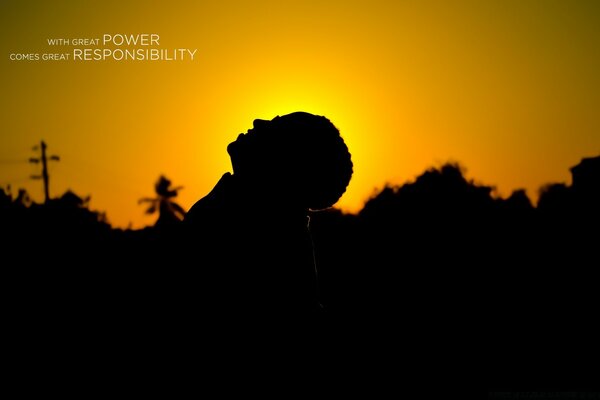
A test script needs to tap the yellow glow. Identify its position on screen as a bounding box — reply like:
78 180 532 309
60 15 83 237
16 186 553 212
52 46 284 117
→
1 1 600 227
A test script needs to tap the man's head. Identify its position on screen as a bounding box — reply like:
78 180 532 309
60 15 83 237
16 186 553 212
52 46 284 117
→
227 112 353 210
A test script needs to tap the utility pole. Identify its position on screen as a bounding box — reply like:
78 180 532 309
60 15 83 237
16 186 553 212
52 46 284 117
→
30 140 60 203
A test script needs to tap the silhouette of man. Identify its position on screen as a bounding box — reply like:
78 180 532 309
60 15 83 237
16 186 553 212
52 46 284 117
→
184 112 353 313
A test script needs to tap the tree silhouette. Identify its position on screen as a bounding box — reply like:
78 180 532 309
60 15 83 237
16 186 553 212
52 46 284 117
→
139 175 185 229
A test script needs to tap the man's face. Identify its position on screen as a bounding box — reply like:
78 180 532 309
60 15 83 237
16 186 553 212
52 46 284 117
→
227 118 276 176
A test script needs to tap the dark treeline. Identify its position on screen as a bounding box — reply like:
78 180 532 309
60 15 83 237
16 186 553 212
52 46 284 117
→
2 155 599 387
311 157 599 386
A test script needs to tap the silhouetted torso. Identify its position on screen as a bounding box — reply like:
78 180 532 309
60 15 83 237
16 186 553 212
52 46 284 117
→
185 173 318 313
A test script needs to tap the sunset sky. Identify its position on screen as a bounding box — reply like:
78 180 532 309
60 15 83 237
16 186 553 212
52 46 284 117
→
1 0 599 228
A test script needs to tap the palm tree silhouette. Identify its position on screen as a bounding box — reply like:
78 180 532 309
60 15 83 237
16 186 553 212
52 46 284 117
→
139 175 186 228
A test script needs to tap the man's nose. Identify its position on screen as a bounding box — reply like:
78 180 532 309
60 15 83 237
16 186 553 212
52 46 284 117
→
253 119 270 129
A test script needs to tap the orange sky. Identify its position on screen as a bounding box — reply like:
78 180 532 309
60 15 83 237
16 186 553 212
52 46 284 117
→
1 0 599 228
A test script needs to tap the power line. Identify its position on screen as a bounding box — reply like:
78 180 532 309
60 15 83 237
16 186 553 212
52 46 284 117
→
0 159 29 165
29 140 60 203
0 177 32 186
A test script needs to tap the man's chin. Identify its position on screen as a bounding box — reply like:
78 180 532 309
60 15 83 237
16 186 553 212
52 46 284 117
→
226 141 237 156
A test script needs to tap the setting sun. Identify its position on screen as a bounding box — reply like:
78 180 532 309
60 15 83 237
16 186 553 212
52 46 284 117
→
2 3 600 379
2 0 600 227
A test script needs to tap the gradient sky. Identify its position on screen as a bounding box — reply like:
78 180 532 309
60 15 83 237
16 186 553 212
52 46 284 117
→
1 0 599 228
